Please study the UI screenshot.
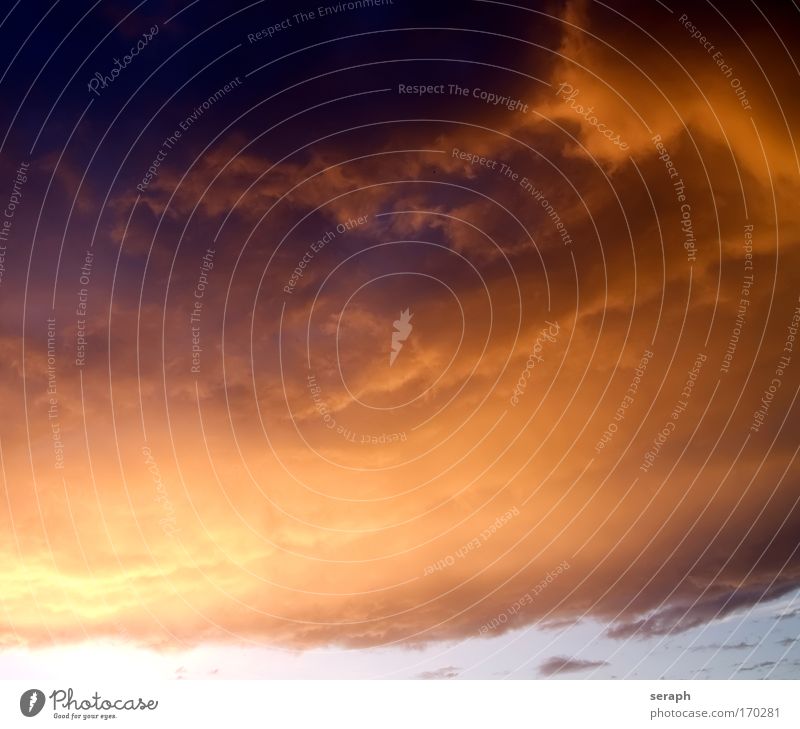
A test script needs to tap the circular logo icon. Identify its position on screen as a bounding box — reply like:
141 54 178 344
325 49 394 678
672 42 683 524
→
20 689 45 717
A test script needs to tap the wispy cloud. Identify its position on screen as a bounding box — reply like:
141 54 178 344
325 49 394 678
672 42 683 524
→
539 657 609 676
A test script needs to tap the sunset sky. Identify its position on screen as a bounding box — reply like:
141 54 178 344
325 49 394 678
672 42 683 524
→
1 0 799 680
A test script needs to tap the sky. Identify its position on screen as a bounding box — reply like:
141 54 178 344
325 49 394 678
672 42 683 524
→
0 0 799 680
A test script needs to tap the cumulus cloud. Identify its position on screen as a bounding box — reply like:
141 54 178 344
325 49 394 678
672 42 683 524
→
2 0 799 664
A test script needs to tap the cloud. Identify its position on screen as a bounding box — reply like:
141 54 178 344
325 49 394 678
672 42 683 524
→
1 0 799 667
738 661 777 673
689 641 756 652
539 656 609 676
415 665 461 680
607 583 798 640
